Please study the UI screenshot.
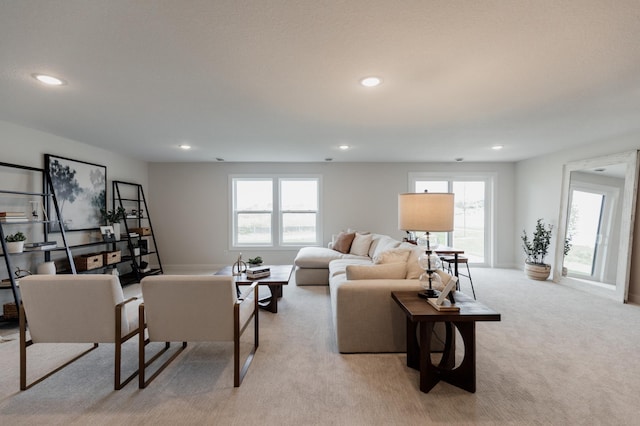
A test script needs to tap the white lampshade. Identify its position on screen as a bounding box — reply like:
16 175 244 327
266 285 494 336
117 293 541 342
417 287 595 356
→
398 193 454 232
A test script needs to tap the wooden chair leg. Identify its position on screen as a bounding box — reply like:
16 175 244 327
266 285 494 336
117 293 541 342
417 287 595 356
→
234 284 259 387
138 304 186 388
20 303 99 391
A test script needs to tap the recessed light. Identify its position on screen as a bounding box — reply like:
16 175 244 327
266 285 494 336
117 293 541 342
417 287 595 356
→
339 145 350 150
179 144 191 150
32 74 66 86
360 77 381 87
325 158 333 162
492 145 504 150
455 158 464 162
594 168 605 172
216 157 225 162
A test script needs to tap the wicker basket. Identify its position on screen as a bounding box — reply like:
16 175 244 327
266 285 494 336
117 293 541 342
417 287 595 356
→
130 227 151 236
3 302 18 319
102 250 121 265
75 254 103 271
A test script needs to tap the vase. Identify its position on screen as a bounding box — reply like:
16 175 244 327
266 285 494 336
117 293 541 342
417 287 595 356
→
37 261 56 275
524 262 551 281
6 241 24 253
112 222 121 241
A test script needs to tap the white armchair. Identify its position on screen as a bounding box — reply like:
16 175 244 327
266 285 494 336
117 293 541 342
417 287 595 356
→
18 274 141 390
138 275 259 388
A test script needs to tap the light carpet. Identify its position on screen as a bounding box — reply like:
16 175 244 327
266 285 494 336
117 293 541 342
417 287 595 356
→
0 268 639 425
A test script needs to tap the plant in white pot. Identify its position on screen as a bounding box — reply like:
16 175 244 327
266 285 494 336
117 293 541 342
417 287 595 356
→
562 235 572 276
5 231 27 253
101 207 126 241
521 218 553 280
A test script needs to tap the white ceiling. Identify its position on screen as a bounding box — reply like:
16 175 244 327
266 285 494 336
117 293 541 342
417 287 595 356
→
1 1 640 163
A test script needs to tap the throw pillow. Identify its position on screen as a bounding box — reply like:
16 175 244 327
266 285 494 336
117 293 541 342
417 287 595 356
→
350 233 373 256
405 247 425 279
333 231 356 254
373 247 412 264
345 262 407 280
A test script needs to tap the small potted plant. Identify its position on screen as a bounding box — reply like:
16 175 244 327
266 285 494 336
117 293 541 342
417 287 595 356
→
248 256 263 266
101 207 126 241
562 235 572 276
5 231 27 253
521 218 553 280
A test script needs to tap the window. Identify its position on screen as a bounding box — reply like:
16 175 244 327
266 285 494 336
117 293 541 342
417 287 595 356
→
410 173 493 265
231 176 321 248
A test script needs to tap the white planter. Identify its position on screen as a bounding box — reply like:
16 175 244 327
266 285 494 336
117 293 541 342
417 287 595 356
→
112 222 121 241
525 262 551 281
37 261 56 275
6 241 25 253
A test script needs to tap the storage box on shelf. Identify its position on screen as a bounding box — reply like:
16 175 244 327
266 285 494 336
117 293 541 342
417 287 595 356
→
129 227 151 236
101 249 121 265
3 302 18 320
74 254 103 271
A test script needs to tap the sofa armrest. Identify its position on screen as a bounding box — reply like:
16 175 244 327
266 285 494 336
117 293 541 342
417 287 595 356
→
331 279 423 353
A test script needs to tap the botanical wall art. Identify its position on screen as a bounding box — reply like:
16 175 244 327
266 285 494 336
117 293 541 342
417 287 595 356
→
45 154 106 231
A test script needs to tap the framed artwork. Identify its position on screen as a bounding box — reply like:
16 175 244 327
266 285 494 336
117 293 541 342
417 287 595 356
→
45 154 107 232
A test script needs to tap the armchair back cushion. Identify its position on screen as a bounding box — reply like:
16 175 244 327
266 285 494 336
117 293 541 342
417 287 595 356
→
141 275 238 342
19 275 130 343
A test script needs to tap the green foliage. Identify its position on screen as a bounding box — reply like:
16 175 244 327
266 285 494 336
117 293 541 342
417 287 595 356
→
5 232 27 242
564 235 572 256
521 218 553 265
248 256 263 265
101 206 126 224
49 159 81 208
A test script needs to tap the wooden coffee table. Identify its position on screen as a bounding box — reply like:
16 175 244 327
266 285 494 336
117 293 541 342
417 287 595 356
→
391 291 500 393
215 265 293 313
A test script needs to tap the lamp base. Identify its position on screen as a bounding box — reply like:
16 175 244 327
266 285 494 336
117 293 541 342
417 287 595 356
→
418 289 440 299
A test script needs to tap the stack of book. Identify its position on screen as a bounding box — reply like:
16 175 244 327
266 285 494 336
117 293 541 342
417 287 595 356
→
24 241 58 251
0 211 28 223
246 265 270 279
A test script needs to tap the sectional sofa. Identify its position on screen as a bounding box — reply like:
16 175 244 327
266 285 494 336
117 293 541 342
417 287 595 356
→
294 231 448 353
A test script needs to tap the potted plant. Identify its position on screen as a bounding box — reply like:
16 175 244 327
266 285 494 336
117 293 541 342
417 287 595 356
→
562 235 572 276
248 256 263 266
101 206 126 241
521 218 553 280
5 231 27 253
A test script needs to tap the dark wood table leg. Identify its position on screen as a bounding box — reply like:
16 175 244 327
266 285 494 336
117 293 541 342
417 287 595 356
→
414 320 477 394
454 253 460 289
258 284 280 313
419 319 440 393
439 321 476 393
406 319 419 370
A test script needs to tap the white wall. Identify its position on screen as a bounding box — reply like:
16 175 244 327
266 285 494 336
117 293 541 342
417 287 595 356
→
515 131 640 302
0 120 148 305
148 161 516 270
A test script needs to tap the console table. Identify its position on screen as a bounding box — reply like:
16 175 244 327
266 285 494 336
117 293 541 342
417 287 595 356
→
391 291 500 393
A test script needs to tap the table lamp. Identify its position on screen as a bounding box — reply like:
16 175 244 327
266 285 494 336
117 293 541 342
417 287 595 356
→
398 192 454 298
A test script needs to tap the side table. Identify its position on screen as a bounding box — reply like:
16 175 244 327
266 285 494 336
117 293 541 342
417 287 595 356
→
391 291 500 393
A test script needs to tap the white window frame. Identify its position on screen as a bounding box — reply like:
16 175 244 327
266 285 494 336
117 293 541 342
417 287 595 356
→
408 172 496 267
230 174 322 250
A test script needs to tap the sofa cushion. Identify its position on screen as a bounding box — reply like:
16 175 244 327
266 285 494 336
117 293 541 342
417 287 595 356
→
333 231 356 254
294 247 344 268
345 263 407 280
329 258 373 278
369 235 401 258
350 233 373 256
373 247 412 265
